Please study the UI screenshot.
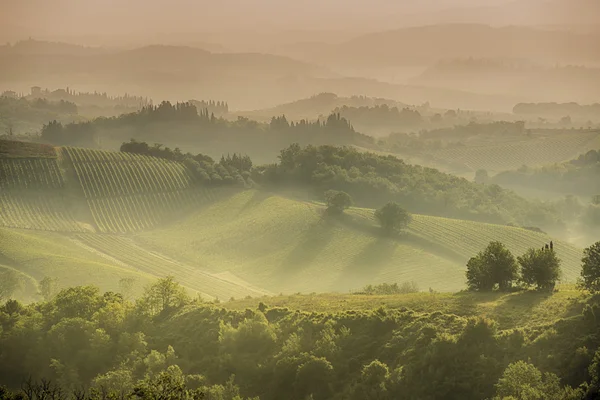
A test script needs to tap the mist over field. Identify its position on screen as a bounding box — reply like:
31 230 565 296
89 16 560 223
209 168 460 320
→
1 1 600 399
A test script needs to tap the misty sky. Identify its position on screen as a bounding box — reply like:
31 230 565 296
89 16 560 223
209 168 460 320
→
0 0 536 40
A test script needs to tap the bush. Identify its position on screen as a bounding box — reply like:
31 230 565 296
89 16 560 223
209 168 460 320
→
324 190 353 214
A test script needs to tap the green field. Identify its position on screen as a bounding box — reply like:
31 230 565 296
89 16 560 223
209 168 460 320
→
0 141 586 302
0 227 155 297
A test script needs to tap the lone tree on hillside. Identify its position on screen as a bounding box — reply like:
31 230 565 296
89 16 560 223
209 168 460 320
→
579 241 600 293
325 190 353 215
518 248 561 291
374 203 411 234
466 242 519 291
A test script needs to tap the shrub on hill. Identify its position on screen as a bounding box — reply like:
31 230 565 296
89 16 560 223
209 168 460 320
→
324 190 353 215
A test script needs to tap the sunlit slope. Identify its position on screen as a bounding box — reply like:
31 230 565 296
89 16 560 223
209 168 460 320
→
0 144 89 232
0 227 155 298
62 147 216 233
74 233 270 300
350 208 583 282
135 191 465 293
135 190 583 294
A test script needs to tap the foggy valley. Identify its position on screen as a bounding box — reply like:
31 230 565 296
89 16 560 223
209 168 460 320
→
0 0 600 399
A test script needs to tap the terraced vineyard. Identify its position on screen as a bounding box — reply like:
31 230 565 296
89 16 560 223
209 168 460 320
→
62 147 216 233
73 233 270 300
0 149 87 232
349 208 583 282
423 131 600 173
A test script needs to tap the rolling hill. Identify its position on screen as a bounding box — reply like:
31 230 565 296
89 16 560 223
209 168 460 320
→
403 129 600 175
0 140 585 302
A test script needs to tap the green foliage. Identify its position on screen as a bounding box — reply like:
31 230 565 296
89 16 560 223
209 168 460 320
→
360 282 419 295
39 276 60 302
295 355 334 400
374 203 411 234
324 190 352 214
466 242 519 291
579 242 600 293
0 269 20 302
493 361 562 400
518 248 561 291
1 283 600 400
138 276 190 317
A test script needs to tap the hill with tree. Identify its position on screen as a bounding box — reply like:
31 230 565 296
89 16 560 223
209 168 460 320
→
0 139 584 300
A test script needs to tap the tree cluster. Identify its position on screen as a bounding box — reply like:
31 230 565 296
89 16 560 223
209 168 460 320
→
466 242 561 292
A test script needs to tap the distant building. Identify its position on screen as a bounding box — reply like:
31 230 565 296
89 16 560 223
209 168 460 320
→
1 90 18 98
31 86 41 96
593 195 600 205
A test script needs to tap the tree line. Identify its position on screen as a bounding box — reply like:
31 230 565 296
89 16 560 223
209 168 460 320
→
39 102 374 160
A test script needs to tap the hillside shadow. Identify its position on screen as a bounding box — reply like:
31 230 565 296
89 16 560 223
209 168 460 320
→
236 189 272 217
275 216 336 279
490 291 552 328
335 237 399 291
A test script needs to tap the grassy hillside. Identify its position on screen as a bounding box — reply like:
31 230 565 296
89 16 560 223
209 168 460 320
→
0 227 155 299
74 233 269 300
350 208 583 282
0 141 585 300
134 190 583 294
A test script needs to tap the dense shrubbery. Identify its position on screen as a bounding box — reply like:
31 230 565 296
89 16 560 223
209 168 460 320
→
2 276 600 399
255 144 563 229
